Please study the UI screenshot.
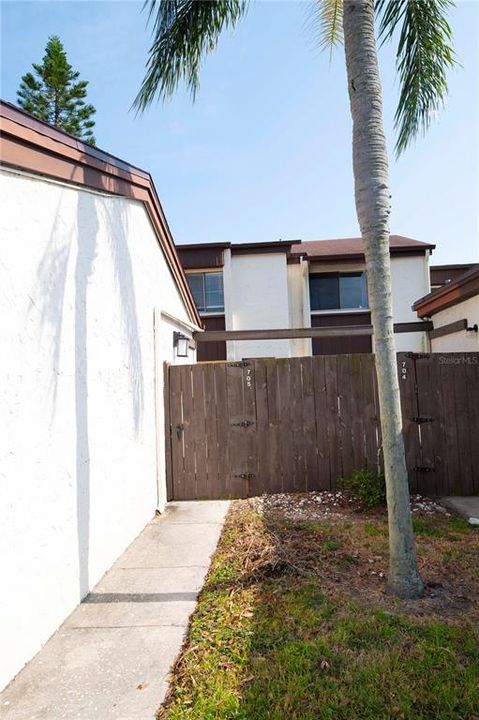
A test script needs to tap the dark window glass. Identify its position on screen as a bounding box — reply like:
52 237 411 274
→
205 273 224 311
339 272 367 309
309 274 340 311
310 272 368 311
187 272 224 313
187 274 205 312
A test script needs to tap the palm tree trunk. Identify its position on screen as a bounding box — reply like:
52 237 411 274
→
342 0 424 599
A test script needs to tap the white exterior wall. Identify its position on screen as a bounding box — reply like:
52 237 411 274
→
429 296 479 353
0 168 196 690
390 253 431 352
225 252 292 359
287 261 310 357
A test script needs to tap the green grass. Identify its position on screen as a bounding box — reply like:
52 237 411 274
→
159 504 479 720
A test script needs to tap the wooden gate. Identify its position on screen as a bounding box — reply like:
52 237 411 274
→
165 353 479 500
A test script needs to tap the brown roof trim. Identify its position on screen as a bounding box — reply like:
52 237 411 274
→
431 263 477 270
304 248 429 264
177 242 231 250
291 235 435 261
230 240 295 255
414 265 479 317
0 100 201 326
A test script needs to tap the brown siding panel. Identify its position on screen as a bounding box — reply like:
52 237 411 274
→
177 246 226 270
197 315 227 362
311 313 372 355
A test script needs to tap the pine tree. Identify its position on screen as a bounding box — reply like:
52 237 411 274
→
17 36 96 146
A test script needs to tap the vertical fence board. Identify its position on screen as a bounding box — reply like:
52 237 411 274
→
397 353 420 493
413 356 438 496
253 360 270 493
428 356 448 494
439 357 462 496
449 356 473 495
312 356 330 489
177 366 195 500
337 355 354 481
168 364 184 499
191 365 208 498
277 359 294 493
290 358 306 492
324 356 342 486
163 363 174 501
203 363 219 499
466 357 479 495
265 359 283 494
301 356 319 490
214 363 230 498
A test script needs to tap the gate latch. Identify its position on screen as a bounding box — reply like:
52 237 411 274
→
234 472 255 481
231 419 254 428
175 423 184 439
411 417 433 424
414 466 435 473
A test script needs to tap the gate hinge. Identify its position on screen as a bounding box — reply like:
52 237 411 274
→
228 361 250 367
414 466 435 473
231 419 254 428
411 416 434 424
234 472 255 480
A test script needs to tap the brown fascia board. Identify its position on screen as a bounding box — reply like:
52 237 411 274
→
302 248 430 265
230 240 296 255
431 263 477 270
291 246 433 265
177 242 231 250
0 101 201 326
413 265 479 317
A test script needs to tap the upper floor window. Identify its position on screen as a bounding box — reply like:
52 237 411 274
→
187 272 224 313
310 271 368 311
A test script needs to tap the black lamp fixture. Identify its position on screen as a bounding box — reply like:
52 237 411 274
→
173 331 189 357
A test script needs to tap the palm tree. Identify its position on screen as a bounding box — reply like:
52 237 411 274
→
134 0 455 599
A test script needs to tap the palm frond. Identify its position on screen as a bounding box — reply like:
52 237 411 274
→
134 0 249 111
310 0 343 54
376 0 456 156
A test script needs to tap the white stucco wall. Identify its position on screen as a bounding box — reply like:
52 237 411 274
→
0 168 195 690
287 261 310 357
429 296 479 353
390 253 430 352
225 252 292 359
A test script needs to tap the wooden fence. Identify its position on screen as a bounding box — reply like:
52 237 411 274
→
165 352 479 500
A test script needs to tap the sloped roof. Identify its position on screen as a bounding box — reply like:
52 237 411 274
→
414 264 479 317
0 100 201 326
291 235 435 261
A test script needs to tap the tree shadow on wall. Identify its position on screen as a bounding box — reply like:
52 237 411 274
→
36 181 144 600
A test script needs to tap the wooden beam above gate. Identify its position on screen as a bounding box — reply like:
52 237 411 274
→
194 321 432 343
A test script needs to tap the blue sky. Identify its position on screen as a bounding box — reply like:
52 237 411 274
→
1 0 478 264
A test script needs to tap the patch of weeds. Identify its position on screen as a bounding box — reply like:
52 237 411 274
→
364 521 386 537
340 469 386 508
323 539 340 551
448 516 478 532
412 517 445 537
443 547 465 563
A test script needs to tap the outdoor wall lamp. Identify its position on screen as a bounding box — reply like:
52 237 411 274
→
173 332 190 357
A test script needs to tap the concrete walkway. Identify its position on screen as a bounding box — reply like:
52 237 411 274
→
0 500 229 720
441 496 479 523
